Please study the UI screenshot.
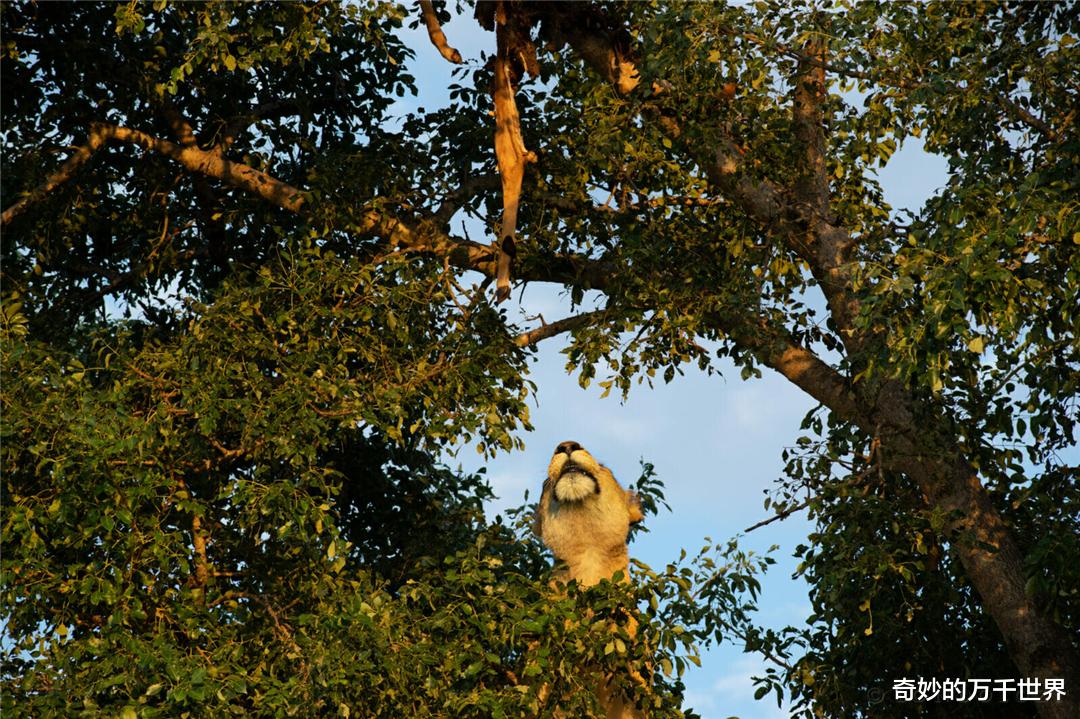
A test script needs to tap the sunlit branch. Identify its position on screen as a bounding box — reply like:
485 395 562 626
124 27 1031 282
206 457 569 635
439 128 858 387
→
2 131 111 227
159 101 230 259
2 122 306 225
514 309 607 348
419 0 463 64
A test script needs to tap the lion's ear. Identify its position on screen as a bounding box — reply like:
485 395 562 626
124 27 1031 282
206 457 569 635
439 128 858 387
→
627 491 644 524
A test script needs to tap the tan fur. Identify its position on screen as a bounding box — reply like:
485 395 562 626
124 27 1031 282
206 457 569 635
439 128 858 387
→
533 442 646 719
535 443 643 586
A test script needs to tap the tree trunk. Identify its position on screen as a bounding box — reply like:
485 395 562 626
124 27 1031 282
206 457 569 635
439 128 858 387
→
873 392 1079 719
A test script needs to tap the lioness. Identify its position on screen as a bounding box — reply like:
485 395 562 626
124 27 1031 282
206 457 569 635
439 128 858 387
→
533 441 646 718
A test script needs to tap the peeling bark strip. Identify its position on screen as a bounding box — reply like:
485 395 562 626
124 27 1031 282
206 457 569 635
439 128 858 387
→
490 2 537 302
419 0 462 64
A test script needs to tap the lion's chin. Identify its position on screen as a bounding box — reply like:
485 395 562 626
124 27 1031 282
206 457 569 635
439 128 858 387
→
554 472 597 502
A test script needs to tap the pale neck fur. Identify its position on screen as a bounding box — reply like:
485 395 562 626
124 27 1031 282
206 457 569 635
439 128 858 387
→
543 493 633 587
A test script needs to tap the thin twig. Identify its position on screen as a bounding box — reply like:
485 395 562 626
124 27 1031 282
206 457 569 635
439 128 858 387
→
742 498 812 534
744 437 881 533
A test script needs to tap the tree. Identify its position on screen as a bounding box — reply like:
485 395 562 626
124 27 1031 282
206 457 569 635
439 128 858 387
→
2 2 1076 718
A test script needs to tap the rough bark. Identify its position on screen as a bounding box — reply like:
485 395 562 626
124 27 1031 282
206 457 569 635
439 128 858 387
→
887 423 1080 717
159 102 231 271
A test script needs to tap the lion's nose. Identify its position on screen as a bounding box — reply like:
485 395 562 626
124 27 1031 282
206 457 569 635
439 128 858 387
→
555 440 582 456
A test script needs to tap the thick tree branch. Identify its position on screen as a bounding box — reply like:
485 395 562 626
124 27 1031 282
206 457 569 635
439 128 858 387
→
726 318 863 423
419 0 463 64
3 122 306 224
513 309 607 348
559 20 863 341
566 16 867 345
530 10 868 422
540 13 1080 706
2 132 111 227
548 11 824 267
4 120 617 300
356 210 495 275
994 96 1059 141
791 33 830 218
700 136 865 348
789 30 864 346
98 123 307 212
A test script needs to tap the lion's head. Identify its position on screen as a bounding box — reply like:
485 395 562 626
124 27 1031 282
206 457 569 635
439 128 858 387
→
534 441 644 586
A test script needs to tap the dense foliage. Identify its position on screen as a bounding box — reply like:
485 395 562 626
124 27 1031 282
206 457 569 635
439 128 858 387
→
4 244 771 717
2 1 1077 718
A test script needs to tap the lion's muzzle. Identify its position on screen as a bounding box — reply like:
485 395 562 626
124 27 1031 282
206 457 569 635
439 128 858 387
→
554 462 599 502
